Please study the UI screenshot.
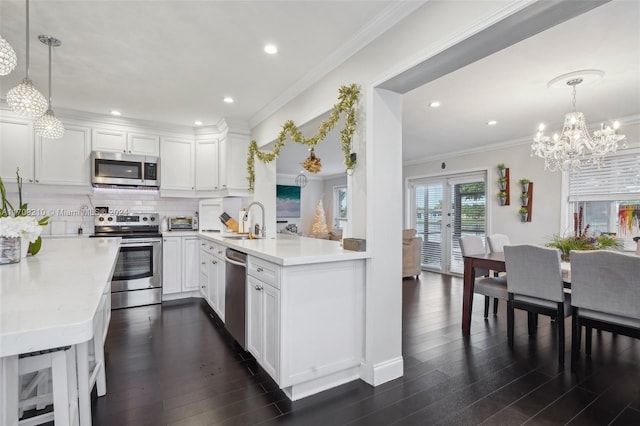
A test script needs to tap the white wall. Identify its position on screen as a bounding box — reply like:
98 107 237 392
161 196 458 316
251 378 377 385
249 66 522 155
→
404 142 563 245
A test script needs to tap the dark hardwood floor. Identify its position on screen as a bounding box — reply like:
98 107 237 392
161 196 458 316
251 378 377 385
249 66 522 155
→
92 272 640 425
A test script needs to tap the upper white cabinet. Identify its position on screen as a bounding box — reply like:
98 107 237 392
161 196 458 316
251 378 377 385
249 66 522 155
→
218 132 250 194
195 138 219 191
160 137 195 191
35 125 91 186
0 116 34 182
92 128 159 156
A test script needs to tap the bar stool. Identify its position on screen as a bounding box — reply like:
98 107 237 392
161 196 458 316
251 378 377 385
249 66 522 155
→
1 346 79 426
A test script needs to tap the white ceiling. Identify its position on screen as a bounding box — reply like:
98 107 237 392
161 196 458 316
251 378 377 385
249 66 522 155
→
1 1 639 178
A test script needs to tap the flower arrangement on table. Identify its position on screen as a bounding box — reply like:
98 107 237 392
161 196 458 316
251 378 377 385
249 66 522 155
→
546 205 619 261
0 169 49 258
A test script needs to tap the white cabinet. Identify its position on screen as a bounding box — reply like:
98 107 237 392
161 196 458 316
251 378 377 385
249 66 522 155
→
160 137 194 191
195 138 219 191
92 128 159 156
0 116 34 182
182 237 200 292
162 235 200 296
246 257 281 383
247 274 280 381
199 240 226 321
218 133 250 194
35 125 91 185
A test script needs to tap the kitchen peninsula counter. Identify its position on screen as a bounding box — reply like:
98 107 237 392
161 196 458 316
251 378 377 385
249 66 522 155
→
0 237 121 357
198 232 369 265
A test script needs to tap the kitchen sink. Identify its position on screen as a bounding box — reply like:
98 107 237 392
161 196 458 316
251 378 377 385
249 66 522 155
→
224 234 263 240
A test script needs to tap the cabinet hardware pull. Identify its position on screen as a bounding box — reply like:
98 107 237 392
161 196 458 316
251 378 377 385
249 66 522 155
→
255 285 263 291
212 260 217 264
209 246 214 250
201 262 205 265
257 267 263 272
29 179 33 183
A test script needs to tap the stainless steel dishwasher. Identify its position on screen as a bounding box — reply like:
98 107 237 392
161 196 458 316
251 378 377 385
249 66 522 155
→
225 248 247 349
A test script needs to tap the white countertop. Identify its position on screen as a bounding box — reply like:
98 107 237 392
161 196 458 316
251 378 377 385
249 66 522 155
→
0 237 121 357
199 232 369 266
162 230 200 237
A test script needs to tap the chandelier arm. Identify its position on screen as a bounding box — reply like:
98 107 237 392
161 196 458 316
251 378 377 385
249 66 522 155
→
47 39 52 108
25 0 30 79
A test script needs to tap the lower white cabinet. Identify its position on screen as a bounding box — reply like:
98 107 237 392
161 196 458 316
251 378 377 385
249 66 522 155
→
162 235 199 296
246 274 280 382
199 240 226 321
246 256 365 400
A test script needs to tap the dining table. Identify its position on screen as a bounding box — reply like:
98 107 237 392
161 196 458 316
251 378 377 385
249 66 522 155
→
462 252 571 336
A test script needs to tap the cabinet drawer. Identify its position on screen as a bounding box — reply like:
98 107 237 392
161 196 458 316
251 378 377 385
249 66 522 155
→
199 249 208 274
200 240 222 256
247 256 280 289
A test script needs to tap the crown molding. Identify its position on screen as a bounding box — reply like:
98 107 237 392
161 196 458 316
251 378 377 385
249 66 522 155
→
403 114 640 167
249 0 427 128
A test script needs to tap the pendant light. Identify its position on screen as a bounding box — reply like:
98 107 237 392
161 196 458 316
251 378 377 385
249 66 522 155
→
34 35 64 139
6 0 48 117
0 36 17 76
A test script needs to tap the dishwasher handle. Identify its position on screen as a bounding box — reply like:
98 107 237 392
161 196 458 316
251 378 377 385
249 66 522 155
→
225 256 246 267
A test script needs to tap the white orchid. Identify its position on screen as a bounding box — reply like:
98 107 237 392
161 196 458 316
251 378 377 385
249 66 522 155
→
0 216 43 242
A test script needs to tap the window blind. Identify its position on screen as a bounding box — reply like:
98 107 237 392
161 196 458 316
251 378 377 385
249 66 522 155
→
568 151 640 202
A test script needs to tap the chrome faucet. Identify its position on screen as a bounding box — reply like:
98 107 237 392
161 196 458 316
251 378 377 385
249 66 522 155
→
247 201 266 237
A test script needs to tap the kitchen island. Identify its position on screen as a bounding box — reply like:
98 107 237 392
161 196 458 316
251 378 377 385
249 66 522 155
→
0 237 120 425
199 231 369 401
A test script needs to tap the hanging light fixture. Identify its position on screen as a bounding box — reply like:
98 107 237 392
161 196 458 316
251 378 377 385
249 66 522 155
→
531 70 625 172
295 171 308 188
34 35 64 139
6 0 48 117
0 36 17 76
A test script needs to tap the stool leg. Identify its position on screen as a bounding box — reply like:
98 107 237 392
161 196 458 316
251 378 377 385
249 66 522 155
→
76 341 92 426
67 347 80 426
1 355 19 426
51 351 71 425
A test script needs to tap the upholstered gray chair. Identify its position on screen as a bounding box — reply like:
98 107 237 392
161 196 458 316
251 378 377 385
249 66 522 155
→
487 234 510 253
504 244 570 365
459 235 507 318
570 250 640 371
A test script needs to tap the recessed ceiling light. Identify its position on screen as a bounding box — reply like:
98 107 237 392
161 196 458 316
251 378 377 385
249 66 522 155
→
223 96 234 104
429 101 441 108
110 110 121 116
264 44 278 54
194 120 203 126
487 120 497 126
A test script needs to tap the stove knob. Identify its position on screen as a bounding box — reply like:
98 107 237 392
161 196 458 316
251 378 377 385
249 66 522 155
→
98 217 105 222
107 217 113 222
150 216 156 221
142 217 148 221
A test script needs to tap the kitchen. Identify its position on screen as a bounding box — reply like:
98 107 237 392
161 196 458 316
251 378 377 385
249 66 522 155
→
2 0 639 424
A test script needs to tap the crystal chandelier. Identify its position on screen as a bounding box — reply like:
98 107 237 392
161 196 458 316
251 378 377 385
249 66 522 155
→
0 36 17 76
531 74 625 172
34 35 64 139
6 0 48 118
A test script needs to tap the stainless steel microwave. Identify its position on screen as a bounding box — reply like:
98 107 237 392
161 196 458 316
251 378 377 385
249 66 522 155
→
91 151 159 188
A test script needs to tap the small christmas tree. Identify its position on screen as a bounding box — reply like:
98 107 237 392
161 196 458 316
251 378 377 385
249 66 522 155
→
311 199 328 235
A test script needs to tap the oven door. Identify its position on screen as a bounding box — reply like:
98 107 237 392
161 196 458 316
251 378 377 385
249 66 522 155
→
111 239 162 292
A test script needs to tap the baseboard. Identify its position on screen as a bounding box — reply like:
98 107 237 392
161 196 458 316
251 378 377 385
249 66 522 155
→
360 356 404 386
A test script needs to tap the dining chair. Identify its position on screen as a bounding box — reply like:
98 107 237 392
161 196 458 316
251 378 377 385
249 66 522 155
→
487 234 510 253
570 250 640 371
504 244 570 365
459 235 507 318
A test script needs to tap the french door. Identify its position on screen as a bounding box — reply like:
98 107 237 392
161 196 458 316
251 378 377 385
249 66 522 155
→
409 172 487 274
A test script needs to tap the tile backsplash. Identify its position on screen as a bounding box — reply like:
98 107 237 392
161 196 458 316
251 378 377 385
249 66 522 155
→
7 188 198 236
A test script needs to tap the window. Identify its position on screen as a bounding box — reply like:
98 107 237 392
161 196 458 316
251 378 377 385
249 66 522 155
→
568 150 640 247
333 185 347 229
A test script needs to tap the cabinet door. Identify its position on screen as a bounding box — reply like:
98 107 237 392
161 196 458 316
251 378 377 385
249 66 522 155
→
246 275 263 360
195 139 219 190
0 117 34 182
160 137 194 190
92 128 127 153
262 283 280 381
218 136 228 190
182 237 200 291
207 253 219 311
224 133 250 190
35 125 91 185
162 237 182 294
128 133 159 156
217 257 226 322
199 271 209 301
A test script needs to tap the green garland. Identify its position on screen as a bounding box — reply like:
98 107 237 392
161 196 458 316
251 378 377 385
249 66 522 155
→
246 84 360 191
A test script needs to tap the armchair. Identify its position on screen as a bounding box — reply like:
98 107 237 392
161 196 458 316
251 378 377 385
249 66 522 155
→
402 229 422 279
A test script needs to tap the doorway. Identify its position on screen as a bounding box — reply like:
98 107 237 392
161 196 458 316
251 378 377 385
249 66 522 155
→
409 172 487 275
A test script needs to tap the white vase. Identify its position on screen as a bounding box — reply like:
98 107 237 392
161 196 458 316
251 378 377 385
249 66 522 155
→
21 238 29 258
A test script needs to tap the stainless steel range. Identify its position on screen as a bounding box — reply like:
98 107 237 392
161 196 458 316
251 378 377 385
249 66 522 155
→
93 212 162 309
